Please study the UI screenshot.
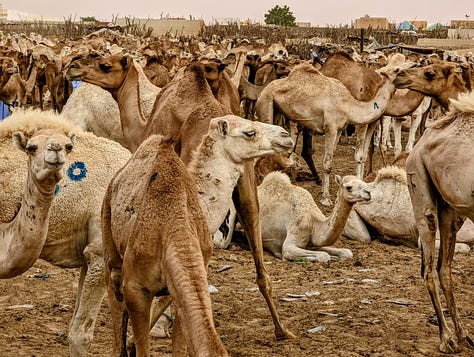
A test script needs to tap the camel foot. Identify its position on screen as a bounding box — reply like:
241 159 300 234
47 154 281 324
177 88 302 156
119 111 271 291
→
275 327 297 341
439 336 461 354
320 197 333 207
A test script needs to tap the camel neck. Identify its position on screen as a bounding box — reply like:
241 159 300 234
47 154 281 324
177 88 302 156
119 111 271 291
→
311 190 354 247
189 136 243 234
384 90 425 117
113 63 148 153
0 168 56 278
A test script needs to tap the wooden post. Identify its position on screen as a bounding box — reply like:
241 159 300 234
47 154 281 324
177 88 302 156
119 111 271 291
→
360 28 364 53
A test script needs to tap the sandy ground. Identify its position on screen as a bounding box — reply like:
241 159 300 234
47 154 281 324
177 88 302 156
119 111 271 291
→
0 132 473 356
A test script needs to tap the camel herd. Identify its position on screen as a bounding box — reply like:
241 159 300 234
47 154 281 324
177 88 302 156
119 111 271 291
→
0 29 473 355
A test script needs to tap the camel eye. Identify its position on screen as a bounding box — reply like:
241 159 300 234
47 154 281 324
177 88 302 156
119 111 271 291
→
425 71 436 81
26 144 37 154
99 63 112 72
345 185 353 191
243 131 255 138
65 143 73 152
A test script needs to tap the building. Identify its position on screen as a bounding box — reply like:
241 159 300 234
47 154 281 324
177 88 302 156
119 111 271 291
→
296 21 311 28
214 18 240 26
0 3 62 22
450 19 474 28
354 16 389 30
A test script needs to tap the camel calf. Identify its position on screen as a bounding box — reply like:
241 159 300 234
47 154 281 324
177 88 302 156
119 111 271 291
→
102 135 228 356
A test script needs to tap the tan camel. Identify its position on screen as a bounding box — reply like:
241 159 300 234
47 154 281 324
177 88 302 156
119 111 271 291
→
393 62 469 110
259 171 370 262
0 110 131 356
102 135 228 357
255 62 398 206
404 91 474 353
0 129 74 278
67 55 295 341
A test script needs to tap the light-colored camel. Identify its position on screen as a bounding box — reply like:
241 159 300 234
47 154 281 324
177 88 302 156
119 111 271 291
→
343 165 472 251
143 115 294 343
404 91 474 353
0 110 131 356
255 62 398 206
102 135 228 357
259 171 370 262
68 55 296 340
0 129 74 278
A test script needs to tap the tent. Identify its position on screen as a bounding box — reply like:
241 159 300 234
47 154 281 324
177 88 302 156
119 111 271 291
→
425 23 444 31
397 20 417 31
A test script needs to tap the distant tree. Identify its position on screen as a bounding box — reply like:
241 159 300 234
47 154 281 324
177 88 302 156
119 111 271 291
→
80 16 97 23
264 5 296 27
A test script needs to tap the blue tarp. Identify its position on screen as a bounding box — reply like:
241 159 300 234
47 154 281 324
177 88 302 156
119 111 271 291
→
397 21 417 31
0 101 10 120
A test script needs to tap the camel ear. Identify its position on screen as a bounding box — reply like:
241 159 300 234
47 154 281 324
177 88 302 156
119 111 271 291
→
12 132 28 152
442 65 454 77
120 56 131 69
217 120 229 137
67 132 76 149
221 53 236 66
335 175 342 186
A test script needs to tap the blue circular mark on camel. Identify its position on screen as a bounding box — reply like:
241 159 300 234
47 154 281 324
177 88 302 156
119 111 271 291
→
67 161 87 182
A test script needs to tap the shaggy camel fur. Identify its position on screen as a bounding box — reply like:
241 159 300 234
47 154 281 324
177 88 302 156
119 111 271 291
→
146 115 295 338
0 129 74 278
255 62 398 206
68 56 295 340
406 92 474 353
0 110 131 356
62 61 160 149
102 135 228 357
259 172 370 262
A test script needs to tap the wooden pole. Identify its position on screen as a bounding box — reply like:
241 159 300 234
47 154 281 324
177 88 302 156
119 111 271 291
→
360 28 364 53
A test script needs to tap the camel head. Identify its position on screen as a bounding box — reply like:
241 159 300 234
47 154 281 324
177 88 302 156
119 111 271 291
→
393 63 458 96
66 54 133 90
208 115 294 163
0 56 19 76
13 129 75 186
335 175 371 203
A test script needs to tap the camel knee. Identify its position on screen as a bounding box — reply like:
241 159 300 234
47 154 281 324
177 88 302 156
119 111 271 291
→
423 209 437 232
69 324 94 357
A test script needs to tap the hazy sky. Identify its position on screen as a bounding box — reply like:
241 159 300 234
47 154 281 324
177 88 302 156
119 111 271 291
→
3 1 473 26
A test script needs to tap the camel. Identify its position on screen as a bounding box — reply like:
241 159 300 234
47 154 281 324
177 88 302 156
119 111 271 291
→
102 135 228 357
403 91 474 353
259 171 370 262
0 129 74 278
67 55 296 341
0 110 131 356
255 62 399 206
393 62 470 110
320 51 425 175
342 165 472 252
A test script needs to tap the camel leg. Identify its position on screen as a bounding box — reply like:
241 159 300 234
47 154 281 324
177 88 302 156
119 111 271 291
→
68 245 107 357
123 275 154 357
171 310 187 357
379 116 391 166
320 128 341 206
233 163 295 340
406 111 423 152
301 127 321 185
392 118 403 158
407 168 455 354
354 124 368 178
317 246 353 261
437 204 473 351
282 239 330 262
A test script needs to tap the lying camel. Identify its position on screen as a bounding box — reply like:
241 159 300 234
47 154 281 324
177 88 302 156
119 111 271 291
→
102 135 228 357
259 171 370 262
0 129 74 278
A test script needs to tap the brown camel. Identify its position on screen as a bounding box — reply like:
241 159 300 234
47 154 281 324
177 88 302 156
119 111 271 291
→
0 129 74 278
102 135 228 357
66 55 295 340
255 62 398 206
404 91 474 353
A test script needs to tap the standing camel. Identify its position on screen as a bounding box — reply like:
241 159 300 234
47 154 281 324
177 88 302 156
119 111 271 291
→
0 129 74 278
393 63 473 353
67 55 295 340
255 62 398 206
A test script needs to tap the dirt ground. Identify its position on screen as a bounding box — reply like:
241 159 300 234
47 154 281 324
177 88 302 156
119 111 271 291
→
0 133 473 357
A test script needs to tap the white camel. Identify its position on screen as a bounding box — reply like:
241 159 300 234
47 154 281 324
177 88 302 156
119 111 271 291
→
0 109 131 356
258 171 370 262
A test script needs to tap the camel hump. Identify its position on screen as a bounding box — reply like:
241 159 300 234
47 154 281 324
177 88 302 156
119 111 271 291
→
374 166 407 185
449 90 474 115
261 171 292 186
